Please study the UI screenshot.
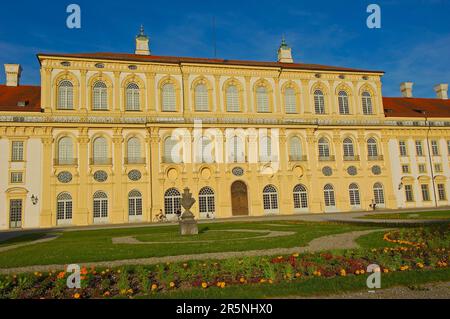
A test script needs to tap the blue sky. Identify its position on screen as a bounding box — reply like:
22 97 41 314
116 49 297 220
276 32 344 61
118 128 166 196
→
0 0 449 97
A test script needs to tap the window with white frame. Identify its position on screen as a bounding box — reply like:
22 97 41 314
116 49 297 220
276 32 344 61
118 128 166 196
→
162 83 176 111
93 137 108 164
128 190 143 216
373 183 385 204
229 136 245 163
127 137 141 163
402 164 410 174
57 192 73 221
93 191 108 219
437 184 446 201
349 183 361 206
10 172 23 183
195 84 209 111
323 184 336 207
367 138 378 158
289 137 302 161
421 184 430 201
399 141 407 156
256 86 269 112
431 140 439 156
318 138 330 158
314 90 325 114
284 88 297 113
260 136 272 162
11 141 24 162
293 184 308 209
164 137 181 163
58 137 74 165
263 185 278 211
126 83 140 111
199 187 215 215
338 91 350 115
418 164 427 174
197 136 214 163
164 188 181 215
447 140 450 155
362 92 373 115
415 140 424 156
57 80 74 110
434 163 443 173
343 138 355 158
92 81 108 110
226 85 239 112
404 185 414 202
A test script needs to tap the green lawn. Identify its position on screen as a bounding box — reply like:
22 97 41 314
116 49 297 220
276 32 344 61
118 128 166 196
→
360 210 450 220
0 221 375 269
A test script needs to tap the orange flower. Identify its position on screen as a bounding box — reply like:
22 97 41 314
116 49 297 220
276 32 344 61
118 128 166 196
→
151 284 158 291
80 267 88 275
103 291 110 297
239 277 246 283
295 273 301 278
220 282 226 288
169 282 176 288
201 282 208 289
57 272 66 279
73 293 81 299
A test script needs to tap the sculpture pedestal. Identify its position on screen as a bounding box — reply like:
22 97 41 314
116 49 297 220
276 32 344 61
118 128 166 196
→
179 211 198 236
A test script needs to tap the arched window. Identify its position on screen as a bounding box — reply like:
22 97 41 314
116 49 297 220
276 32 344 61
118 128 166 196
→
162 83 176 111
128 190 143 217
195 84 209 111
57 192 72 223
199 187 215 216
260 136 272 162
349 183 361 206
93 137 108 164
164 188 181 215
293 184 308 209
367 138 379 158
323 184 336 207
289 137 302 161
343 138 355 158
263 185 279 213
58 80 74 110
197 137 214 163
58 137 74 165
362 92 373 115
164 137 181 163
229 136 245 163
93 191 108 221
226 85 239 112
127 137 141 164
314 90 325 114
318 138 330 158
373 183 385 205
92 81 107 110
256 86 269 112
338 91 350 114
126 83 140 111
285 87 297 113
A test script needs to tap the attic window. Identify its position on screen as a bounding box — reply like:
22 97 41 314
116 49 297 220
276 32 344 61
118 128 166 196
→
61 61 71 67
17 101 29 107
128 65 137 70
315 73 322 78
362 76 369 80
95 63 105 69
338 74 345 79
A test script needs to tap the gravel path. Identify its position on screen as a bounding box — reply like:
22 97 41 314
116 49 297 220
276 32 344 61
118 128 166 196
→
0 234 60 253
0 229 384 275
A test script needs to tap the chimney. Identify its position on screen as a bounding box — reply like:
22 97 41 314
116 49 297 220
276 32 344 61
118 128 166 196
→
277 37 294 63
4 64 22 87
400 82 414 98
135 25 150 56
434 84 448 100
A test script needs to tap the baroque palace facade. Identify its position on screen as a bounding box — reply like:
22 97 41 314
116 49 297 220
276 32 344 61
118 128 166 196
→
1 29 450 230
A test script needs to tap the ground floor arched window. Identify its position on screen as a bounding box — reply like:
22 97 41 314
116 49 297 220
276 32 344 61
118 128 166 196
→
199 187 215 218
324 184 336 207
373 183 385 205
263 185 279 213
349 183 361 207
57 192 72 224
128 190 143 218
164 188 181 215
293 184 308 210
93 191 108 222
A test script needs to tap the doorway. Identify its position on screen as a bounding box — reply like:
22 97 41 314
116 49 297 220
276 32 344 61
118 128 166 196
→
231 181 249 216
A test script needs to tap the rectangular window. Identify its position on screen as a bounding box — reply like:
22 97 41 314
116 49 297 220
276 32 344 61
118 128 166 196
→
421 184 430 201
437 184 446 201
431 140 439 156
434 163 443 173
405 185 414 202
401 164 410 174
11 141 24 161
418 164 427 174
10 172 23 183
399 141 407 156
447 140 450 155
415 140 423 156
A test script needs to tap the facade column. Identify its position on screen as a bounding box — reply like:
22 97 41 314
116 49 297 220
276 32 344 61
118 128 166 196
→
149 127 162 219
42 67 52 113
381 133 397 209
278 129 291 214
80 69 87 113
245 76 252 113
182 71 190 116
39 133 54 227
111 129 124 223
145 72 156 113
113 71 121 113
76 129 90 225
214 75 221 112
306 129 321 212
274 77 282 115
332 130 345 210
301 79 311 115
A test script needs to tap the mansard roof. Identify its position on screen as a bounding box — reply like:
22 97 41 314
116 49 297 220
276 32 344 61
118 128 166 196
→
383 97 450 118
0 85 41 112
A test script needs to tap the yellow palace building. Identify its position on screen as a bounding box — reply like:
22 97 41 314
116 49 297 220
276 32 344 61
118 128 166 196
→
1 28 449 230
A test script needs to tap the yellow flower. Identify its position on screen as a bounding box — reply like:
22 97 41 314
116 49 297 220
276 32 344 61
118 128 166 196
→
151 284 158 291
340 269 346 277
239 277 246 283
268 279 273 284
383 268 389 273
295 273 301 278
169 282 175 288
220 282 226 288
73 293 81 299
416 262 424 269
292 253 299 257
127 289 133 294
259 279 266 283
201 282 208 289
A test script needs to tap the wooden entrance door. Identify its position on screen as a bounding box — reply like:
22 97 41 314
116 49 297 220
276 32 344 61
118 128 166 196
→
231 181 249 216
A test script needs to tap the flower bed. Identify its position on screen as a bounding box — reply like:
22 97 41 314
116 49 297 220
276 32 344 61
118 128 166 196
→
0 226 448 299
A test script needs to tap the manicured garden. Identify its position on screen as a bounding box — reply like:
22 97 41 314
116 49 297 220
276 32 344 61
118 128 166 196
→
360 210 450 220
0 225 448 299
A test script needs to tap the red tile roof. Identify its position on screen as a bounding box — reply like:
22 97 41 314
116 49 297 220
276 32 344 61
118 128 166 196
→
38 52 384 74
383 97 450 118
0 85 41 112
